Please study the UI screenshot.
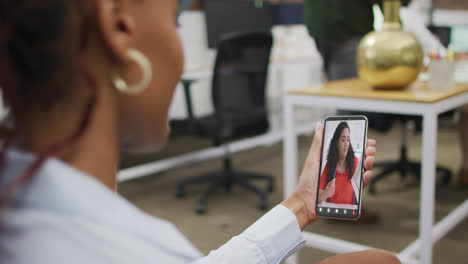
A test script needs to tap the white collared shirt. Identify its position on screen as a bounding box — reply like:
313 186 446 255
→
0 149 305 264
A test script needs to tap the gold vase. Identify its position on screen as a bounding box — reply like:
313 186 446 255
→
357 0 423 89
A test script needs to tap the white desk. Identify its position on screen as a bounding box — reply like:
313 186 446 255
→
182 65 213 80
282 78 468 264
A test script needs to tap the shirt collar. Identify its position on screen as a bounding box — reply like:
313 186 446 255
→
1 149 148 226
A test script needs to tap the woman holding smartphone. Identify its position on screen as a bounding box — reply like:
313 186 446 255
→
318 121 359 205
0 1 398 263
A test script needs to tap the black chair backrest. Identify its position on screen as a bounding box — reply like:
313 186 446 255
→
427 25 451 48
211 32 273 125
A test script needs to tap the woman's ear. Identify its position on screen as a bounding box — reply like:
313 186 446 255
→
95 0 136 62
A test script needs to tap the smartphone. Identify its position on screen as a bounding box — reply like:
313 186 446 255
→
315 116 368 220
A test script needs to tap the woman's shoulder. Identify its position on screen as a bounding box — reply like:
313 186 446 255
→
0 207 199 263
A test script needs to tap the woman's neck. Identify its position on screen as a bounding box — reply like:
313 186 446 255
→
337 156 346 166
336 157 346 173
19 81 120 191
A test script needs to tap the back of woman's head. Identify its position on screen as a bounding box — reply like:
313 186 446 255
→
1 1 87 111
2 0 185 153
0 0 185 207
0 0 99 210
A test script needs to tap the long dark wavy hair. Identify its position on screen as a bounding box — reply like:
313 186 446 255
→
325 121 355 184
0 0 97 211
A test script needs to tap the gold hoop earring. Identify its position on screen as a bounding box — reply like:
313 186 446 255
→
112 49 152 95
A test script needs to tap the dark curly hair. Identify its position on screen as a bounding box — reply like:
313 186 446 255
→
1 1 86 108
0 0 97 210
325 121 356 184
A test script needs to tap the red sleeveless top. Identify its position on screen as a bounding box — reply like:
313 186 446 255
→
319 156 358 205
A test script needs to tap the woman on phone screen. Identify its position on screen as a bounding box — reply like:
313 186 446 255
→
318 122 359 205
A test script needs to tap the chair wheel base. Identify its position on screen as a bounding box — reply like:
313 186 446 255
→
196 204 206 215
176 168 275 214
267 183 274 193
175 188 185 198
258 198 268 210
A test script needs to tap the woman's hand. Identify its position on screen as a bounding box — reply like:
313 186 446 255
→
282 123 377 230
318 179 335 203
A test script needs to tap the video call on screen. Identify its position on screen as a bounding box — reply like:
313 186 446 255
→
318 119 366 218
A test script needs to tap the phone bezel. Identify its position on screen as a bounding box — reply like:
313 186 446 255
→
315 115 368 220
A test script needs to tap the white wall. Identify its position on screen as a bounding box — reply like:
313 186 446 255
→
433 10 468 26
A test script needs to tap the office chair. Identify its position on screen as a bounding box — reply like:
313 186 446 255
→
427 25 451 48
175 32 275 214
368 116 452 194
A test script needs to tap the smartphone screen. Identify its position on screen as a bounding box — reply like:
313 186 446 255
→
315 116 368 220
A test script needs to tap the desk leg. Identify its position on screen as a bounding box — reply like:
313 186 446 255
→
283 96 298 199
274 64 285 131
420 113 437 264
283 96 299 264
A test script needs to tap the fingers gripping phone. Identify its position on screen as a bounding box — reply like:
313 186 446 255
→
315 116 368 220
